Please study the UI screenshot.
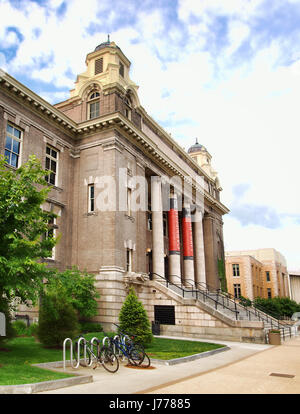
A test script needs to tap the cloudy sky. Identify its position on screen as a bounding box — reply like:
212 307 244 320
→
0 0 299 270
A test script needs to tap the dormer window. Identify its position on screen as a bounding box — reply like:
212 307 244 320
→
88 91 100 119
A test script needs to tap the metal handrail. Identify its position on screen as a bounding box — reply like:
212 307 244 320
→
151 272 240 320
151 272 293 340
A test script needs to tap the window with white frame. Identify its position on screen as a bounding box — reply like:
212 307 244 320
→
233 283 241 298
5 124 22 168
232 263 240 277
88 184 95 212
45 146 58 186
88 91 100 119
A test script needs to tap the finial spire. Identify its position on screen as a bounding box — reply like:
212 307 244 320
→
195 138 199 144
107 34 110 43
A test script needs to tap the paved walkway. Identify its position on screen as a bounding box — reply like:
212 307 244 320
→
37 335 300 395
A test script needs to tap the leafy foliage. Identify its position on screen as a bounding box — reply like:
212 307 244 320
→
0 155 57 306
254 297 300 318
45 267 100 319
37 292 79 347
239 295 252 307
118 287 153 346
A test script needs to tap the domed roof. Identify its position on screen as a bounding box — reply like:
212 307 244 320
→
187 139 207 154
94 35 122 53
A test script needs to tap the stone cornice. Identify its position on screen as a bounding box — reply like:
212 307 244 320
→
0 70 77 137
0 70 229 215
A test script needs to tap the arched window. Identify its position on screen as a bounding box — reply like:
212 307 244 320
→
88 91 100 119
124 94 132 120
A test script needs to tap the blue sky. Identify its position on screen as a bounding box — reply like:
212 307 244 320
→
0 0 299 269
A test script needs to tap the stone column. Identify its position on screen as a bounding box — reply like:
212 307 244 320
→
168 193 181 284
151 176 165 279
193 208 206 288
203 213 219 290
182 203 194 286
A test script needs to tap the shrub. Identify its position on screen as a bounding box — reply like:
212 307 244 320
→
239 296 252 307
12 320 27 336
37 292 79 348
118 287 153 346
79 321 103 333
26 322 39 337
254 297 300 318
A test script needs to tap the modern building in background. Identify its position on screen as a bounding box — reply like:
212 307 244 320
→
225 248 289 301
288 271 300 303
0 40 235 340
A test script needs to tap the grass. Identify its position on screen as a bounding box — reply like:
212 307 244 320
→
0 332 226 385
144 337 225 360
0 336 74 386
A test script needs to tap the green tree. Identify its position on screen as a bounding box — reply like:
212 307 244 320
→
46 266 100 319
0 155 57 308
118 287 153 346
37 291 79 347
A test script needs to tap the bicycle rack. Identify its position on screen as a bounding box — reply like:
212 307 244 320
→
89 337 100 367
63 337 91 370
102 335 110 347
63 337 78 371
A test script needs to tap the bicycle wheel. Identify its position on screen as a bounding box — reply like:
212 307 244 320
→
140 351 151 368
74 341 91 366
99 346 119 373
128 345 145 366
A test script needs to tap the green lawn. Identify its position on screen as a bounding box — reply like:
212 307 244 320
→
145 337 225 360
0 336 74 386
0 333 226 385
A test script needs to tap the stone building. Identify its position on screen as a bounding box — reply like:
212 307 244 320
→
288 271 300 303
1 40 262 342
225 248 290 301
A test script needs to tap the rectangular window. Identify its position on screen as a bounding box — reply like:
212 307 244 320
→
119 61 124 77
89 101 100 119
233 283 241 299
232 264 240 277
267 288 272 299
126 248 132 272
147 211 152 231
45 146 58 186
5 124 22 168
45 216 56 259
154 305 175 325
88 184 95 212
95 58 103 74
127 187 132 216
266 271 271 282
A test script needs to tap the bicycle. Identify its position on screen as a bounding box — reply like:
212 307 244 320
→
111 325 151 368
74 335 119 373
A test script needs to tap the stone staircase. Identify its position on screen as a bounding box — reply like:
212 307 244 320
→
153 274 298 342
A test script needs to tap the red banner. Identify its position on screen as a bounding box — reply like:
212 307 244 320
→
168 209 180 253
182 208 193 258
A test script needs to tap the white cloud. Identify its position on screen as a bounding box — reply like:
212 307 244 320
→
0 0 299 267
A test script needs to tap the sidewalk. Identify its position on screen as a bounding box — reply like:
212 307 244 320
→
140 335 300 394
35 335 299 395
